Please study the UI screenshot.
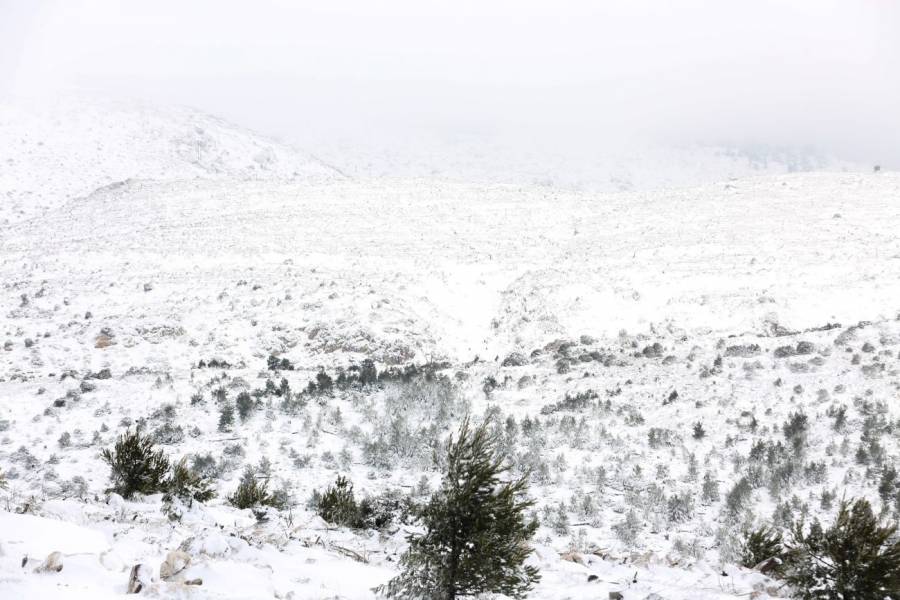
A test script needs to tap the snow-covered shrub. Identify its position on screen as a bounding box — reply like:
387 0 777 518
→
315 476 359 527
672 536 706 561
701 471 720 503
543 390 599 415
725 477 753 516
879 465 898 506
235 390 256 422
59 475 88 499
739 525 784 572
12 446 39 470
667 491 695 524
648 427 680 448
228 466 282 510
501 352 527 367
266 353 294 371
217 401 235 432
191 452 223 479
151 403 178 421
101 429 171 499
613 509 642 546
551 501 570 535
363 373 467 470
312 476 415 531
783 411 809 444
785 498 900 600
152 422 185 445
692 421 706 439
164 458 216 506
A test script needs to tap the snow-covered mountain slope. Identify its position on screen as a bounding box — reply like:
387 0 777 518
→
0 97 898 600
0 96 342 225
2 172 897 374
1 172 899 600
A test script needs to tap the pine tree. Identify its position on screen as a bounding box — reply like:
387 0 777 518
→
235 391 255 422
879 465 897 505
692 421 706 439
380 418 540 600
101 430 170 499
316 475 359 527
785 498 900 599
228 466 282 510
218 401 235 432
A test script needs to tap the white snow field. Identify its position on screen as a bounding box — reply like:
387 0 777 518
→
1 99 899 600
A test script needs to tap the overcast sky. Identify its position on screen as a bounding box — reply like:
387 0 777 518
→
2 0 899 166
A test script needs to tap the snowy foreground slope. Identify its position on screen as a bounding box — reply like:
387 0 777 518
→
1 103 899 598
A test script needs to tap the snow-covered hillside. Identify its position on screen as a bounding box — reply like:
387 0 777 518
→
1 99 898 600
0 96 342 225
3 172 898 369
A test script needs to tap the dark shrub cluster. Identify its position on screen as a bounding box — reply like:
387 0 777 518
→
164 458 216 506
782 411 809 442
663 389 678 405
280 359 453 404
235 390 258 422
101 430 171 498
266 354 295 371
692 422 706 439
740 526 785 573
540 389 598 415
501 352 527 367
774 341 814 358
314 476 417 530
725 343 761 357
315 476 359 527
726 477 753 515
741 499 900 600
197 358 233 369
102 430 215 503
228 466 284 510
784 498 900 600
648 427 681 448
640 342 663 358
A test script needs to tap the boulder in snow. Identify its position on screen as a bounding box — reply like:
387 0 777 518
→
159 550 191 580
127 563 154 594
34 551 63 573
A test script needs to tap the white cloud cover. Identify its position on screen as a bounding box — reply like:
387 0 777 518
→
2 0 899 165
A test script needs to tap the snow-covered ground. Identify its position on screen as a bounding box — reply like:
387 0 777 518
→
1 98 898 599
